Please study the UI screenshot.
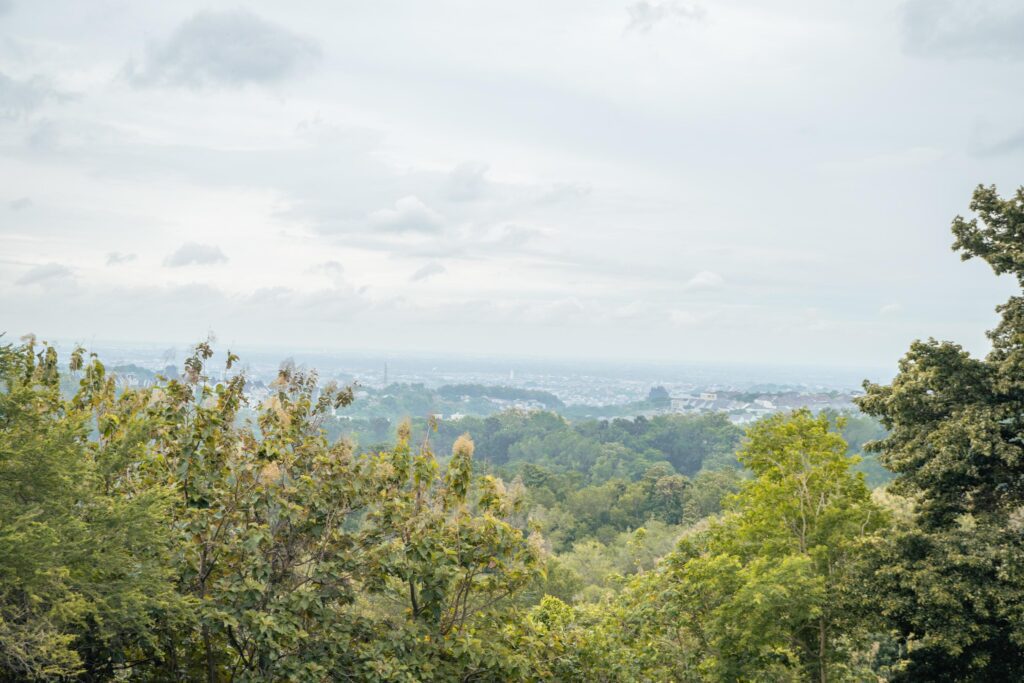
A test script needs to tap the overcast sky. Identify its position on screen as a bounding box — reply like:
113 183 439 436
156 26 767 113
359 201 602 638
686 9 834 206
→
2 0 1023 368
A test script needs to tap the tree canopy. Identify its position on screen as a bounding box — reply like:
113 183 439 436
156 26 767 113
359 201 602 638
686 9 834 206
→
857 183 1024 680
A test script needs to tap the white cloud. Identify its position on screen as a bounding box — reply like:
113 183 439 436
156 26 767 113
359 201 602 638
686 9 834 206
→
972 125 1024 157
534 182 591 206
15 263 73 286
8 197 31 211
490 224 541 250
163 243 228 267
127 10 321 88
522 297 587 325
683 270 724 291
0 72 63 119
880 303 903 316
824 146 946 173
369 196 444 234
307 260 347 287
410 262 446 281
625 1 705 34
106 252 137 266
312 260 344 275
669 309 700 327
1 280 372 348
446 161 489 201
902 0 1024 60
26 119 60 150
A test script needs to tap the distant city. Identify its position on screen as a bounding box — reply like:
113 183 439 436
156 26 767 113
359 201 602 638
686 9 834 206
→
54 340 890 424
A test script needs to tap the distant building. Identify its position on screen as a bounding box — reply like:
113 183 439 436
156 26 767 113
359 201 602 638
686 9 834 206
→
699 392 718 401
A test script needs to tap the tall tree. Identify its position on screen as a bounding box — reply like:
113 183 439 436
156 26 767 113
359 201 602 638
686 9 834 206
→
565 410 885 682
690 410 884 681
0 339 185 681
858 184 1024 680
358 425 543 681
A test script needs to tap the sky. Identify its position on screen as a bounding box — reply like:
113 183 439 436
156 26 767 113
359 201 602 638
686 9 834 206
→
1 0 1023 369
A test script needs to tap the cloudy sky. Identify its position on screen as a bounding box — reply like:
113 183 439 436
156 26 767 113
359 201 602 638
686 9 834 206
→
2 0 1023 368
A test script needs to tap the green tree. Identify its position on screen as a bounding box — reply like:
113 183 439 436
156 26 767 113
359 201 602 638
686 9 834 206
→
358 426 543 680
1 339 548 682
717 411 885 681
0 339 185 681
600 410 885 682
857 184 1024 680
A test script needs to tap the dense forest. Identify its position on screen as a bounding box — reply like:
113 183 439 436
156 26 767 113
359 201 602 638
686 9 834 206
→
3 184 1024 681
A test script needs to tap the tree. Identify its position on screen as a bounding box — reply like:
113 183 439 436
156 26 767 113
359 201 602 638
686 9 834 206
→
718 410 885 682
857 184 1024 680
647 386 671 406
599 410 885 682
136 348 543 681
0 339 186 681
358 426 543 680
1 339 548 682
173 355 370 681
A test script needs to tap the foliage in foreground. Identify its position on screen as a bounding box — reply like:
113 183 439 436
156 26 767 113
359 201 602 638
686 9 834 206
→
856 184 1024 681
0 341 540 681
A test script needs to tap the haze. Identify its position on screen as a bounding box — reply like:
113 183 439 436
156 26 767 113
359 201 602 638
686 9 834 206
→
2 0 1022 368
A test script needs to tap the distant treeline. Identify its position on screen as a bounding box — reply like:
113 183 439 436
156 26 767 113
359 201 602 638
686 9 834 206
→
328 408 890 486
435 383 565 408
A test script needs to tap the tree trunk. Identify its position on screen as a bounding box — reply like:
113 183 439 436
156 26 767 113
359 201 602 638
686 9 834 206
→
200 549 216 683
818 617 827 683
204 624 216 683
